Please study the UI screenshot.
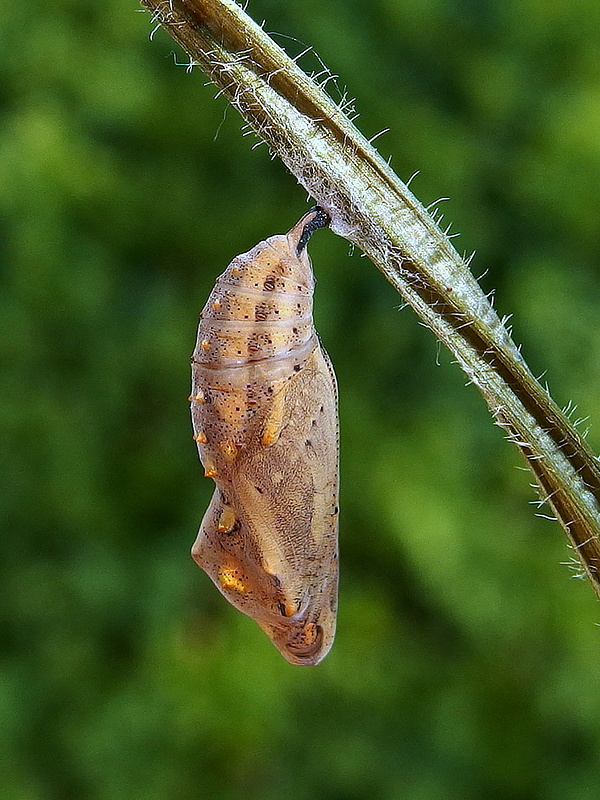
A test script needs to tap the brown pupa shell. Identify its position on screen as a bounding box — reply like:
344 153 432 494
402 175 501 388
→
190 208 338 666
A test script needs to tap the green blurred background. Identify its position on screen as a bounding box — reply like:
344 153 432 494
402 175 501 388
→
3 0 600 798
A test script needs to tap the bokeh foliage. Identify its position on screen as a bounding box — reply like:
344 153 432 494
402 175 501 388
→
2 0 600 798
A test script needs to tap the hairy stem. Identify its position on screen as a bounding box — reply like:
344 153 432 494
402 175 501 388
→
140 0 600 599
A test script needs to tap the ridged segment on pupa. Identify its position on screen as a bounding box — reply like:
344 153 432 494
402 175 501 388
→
190 207 339 665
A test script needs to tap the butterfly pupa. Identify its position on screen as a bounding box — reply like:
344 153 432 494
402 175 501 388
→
190 207 339 666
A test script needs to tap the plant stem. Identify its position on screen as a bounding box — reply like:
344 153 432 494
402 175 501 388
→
140 0 600 599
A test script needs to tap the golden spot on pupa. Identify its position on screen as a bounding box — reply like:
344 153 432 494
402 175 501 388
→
282 598 297 617
220 440 237 459
212 299 222 311
302 622 319 644
217 506 237 534
190 390 205 404
261 387 287 446
218 566 245 593
201 339 211 351
261 430 278 447
193 431 207 444
204 464 217 479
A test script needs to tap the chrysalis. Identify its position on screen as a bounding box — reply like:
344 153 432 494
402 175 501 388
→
190 207 338 666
